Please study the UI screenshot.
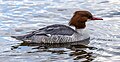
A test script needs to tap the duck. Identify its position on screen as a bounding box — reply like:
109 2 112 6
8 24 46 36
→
11 10 103 43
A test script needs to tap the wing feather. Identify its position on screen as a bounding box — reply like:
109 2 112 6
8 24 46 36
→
11 24 78 41
31 24 77 36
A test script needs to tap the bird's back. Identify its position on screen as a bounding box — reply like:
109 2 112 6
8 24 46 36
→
11 24 78 43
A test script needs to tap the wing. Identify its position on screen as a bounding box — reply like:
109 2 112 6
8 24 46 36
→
11 24 77 41
31 24 77 36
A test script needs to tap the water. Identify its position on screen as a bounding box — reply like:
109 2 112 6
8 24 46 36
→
0 0 120 62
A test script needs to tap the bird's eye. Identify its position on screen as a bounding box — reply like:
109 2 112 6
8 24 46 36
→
88 16 92 19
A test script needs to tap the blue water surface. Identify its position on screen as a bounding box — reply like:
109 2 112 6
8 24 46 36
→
0 0 120 62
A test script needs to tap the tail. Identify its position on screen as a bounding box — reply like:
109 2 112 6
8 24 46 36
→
11 35 26 41
11 33 34 41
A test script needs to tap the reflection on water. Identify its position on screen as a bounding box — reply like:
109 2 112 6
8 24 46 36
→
0 0 120 62
11 40 96 62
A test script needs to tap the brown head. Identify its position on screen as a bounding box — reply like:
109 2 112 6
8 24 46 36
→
69 11 103 29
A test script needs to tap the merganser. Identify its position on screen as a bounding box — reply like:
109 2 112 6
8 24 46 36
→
11 10 103 43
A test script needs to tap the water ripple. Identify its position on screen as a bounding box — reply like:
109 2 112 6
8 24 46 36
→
0 0 120 62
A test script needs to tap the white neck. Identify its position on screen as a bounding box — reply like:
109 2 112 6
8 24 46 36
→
76 29 84 34
72 28 90 41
